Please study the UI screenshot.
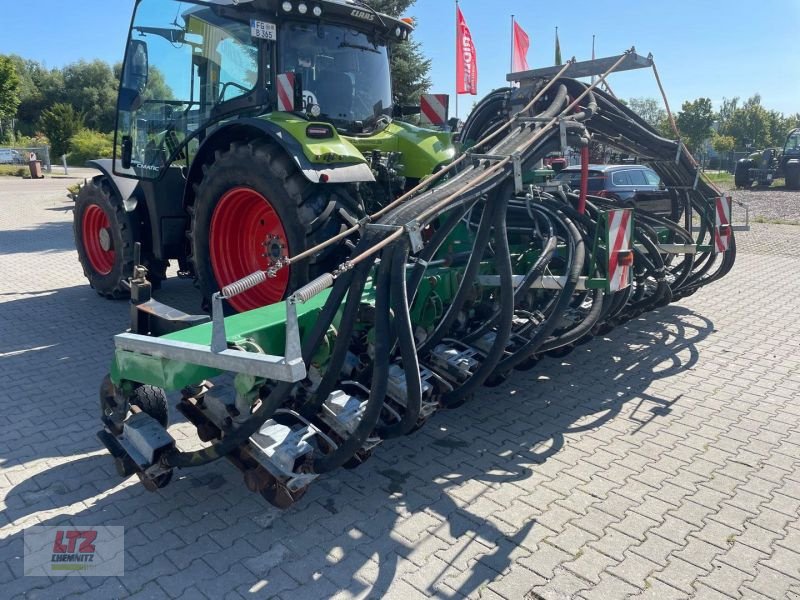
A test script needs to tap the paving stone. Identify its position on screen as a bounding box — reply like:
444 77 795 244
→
698 562 755 598
607 552 661 589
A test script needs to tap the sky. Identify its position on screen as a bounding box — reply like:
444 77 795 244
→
1 0 798 118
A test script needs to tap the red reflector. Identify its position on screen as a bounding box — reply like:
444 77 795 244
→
718 225 731 235
319 173 329 183
617 251 634 267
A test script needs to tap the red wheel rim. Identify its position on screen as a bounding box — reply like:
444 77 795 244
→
82 204 115 275
209 187 291 312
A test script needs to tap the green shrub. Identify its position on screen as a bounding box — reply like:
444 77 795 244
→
0 165 28 177
67 129 114 165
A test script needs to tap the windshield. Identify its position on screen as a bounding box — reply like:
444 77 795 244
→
787 131 800 151
280 21 393 133
115 0 263 179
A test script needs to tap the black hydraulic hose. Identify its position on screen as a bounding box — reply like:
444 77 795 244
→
376 241 422 438
164 381 293 468
464 234 558 344
308 257 375 413
496 203 584 372
442 186 515 407
417 193 497 355
537 289 605 353
407 202 475 303
313 245 394 474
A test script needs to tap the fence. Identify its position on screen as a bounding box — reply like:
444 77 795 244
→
0 146 52 172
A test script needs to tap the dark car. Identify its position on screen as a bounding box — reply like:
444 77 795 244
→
553 164 664 201
552 163 679 220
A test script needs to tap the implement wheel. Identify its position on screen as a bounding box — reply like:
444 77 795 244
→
132 385 169 428
190 140 356 312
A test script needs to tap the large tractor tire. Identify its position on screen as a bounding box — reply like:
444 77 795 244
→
190 140 358 313
73 177 138 299
73 177 167 298
734 159 753 189
785 160 800 190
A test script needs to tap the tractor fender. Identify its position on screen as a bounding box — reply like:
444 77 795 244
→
85 159 140 212
184 120 374 210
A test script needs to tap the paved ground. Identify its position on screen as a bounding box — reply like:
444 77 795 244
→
1 177 799 600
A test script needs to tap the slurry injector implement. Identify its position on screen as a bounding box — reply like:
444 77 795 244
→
93 2 737 508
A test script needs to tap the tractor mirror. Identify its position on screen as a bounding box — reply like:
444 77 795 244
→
122 40 149 98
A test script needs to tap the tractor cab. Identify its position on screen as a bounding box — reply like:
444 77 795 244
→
114 0 413 180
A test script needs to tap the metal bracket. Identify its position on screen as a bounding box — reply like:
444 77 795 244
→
468 152 524 194
405 220 425 253
115 299 307 383
693 169 700 190
211 293 227 353
675 141 683 164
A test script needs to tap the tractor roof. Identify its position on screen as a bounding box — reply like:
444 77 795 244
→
188 0 413 40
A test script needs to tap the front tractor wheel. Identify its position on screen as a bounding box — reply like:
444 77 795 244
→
73 178 137 299
734 159 753 189
785 161 800 190
190 140 354 313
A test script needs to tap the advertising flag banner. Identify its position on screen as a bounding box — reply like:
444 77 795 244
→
456 5 478 95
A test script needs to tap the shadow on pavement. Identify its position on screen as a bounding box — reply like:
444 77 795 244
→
0 222 76 255
1 303 715 598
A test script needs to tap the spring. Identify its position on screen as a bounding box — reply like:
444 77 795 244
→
291 273 335 304
221 271 267 299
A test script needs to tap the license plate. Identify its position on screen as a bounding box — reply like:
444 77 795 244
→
250 20 276 41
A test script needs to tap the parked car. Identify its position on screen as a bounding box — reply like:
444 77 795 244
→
553 163 678 220
0 149 25 165
552 164 664 201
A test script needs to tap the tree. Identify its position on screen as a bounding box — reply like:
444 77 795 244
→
0 55 21 142
40 103 84 157
627 97 667 130
675 98 714 155
368 0 432 104
712 134 735 154
62 60 118 132
719 94 772 149
6 55 65 136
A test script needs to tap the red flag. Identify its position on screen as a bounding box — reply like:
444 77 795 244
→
512 21 530 72
456 5 478 95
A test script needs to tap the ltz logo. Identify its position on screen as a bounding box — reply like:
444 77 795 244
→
51 530 98 569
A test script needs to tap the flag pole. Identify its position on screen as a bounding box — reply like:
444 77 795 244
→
510 15 515 73
455 0 459 119
591 34 596 84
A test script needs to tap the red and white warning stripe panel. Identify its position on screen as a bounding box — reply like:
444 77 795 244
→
607 208 634 292
420 94 449 127
277 73 296 112
714 196 733 254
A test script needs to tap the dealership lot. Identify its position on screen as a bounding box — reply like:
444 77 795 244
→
1 175 799 599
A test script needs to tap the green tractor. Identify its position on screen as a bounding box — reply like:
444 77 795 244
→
734 128 800 190
73 0 454 312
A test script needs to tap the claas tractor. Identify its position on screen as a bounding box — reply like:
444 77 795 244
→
734 128 800 190
87 5 738 508
73 0 453 311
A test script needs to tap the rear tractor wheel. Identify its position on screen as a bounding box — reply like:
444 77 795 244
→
190 140 359 312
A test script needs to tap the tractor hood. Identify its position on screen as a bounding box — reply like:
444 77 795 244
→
345 121 456 180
